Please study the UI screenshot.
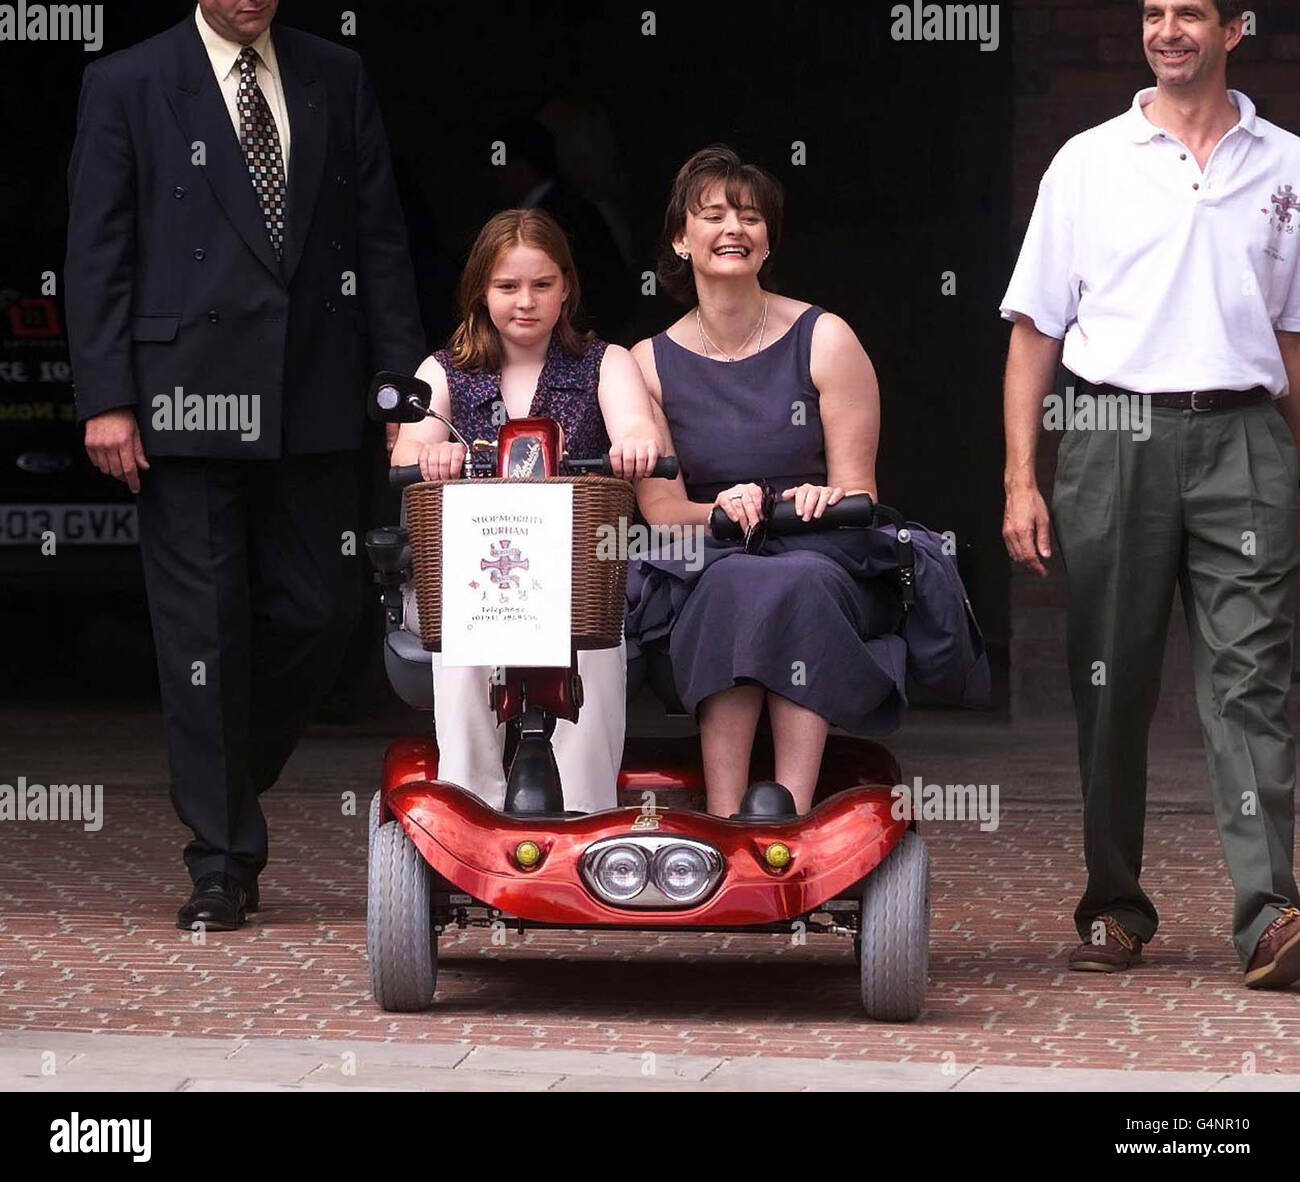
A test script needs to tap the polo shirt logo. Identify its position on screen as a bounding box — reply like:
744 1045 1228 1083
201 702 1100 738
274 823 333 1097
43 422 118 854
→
1266 185 1298 235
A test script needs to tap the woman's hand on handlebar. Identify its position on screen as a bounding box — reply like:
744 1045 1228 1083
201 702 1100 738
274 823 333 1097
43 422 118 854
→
714 483 766 533
607 433 661 480
781 483 845 523
416 440 466 481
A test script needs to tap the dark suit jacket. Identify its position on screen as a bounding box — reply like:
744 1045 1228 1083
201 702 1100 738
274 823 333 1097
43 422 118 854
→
65 16 425 458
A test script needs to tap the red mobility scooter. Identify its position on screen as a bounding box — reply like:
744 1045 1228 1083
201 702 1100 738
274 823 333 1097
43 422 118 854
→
364 372 929 1021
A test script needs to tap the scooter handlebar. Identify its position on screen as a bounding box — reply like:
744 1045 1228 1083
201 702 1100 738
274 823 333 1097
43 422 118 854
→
564 455 679 479
709 493 902 542
389 464 425 489
389 456 679 488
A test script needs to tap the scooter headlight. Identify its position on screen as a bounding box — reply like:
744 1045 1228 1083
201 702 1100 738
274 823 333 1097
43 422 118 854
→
592 844 649 901
582 836 723 908
654 844 714 903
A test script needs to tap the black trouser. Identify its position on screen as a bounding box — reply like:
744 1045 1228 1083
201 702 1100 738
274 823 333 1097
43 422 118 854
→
137 454 360 888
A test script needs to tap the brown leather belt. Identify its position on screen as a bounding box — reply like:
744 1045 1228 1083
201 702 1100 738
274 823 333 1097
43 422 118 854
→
1081 381 1271 413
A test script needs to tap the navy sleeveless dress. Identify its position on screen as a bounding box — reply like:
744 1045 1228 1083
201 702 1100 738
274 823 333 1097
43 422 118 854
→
625 306 989 736
434 337 610 459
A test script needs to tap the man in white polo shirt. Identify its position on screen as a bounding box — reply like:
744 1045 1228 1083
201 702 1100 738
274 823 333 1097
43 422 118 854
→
1001 0 1300 988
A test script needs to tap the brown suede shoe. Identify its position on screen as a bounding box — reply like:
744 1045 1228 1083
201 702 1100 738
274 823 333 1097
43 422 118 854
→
1069 914 1143 972
1245 907 1300 990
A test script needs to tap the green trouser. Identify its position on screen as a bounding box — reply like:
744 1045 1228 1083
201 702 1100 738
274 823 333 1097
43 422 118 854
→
1051 398 1300 965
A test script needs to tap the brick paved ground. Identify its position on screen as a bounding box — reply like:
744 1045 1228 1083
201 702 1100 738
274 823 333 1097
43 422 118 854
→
2 706 1297 1078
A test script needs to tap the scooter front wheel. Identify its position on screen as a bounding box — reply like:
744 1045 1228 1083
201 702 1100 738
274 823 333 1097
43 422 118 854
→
858 831 929 1021
367 819 437 1012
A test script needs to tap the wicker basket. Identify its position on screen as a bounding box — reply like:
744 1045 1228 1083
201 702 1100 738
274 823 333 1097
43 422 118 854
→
405 476 635 652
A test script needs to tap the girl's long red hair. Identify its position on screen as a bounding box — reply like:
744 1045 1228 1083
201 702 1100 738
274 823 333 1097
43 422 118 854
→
447 208 593 372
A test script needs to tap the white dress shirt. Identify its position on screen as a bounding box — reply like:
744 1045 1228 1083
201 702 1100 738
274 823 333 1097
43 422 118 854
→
194 4 291 171
1002 89 1300 396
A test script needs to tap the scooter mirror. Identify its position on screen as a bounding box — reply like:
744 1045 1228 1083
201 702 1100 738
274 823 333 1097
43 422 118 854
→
369 371 433 423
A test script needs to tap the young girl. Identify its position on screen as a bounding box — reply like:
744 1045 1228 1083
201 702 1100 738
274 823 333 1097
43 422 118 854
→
391 209 663 812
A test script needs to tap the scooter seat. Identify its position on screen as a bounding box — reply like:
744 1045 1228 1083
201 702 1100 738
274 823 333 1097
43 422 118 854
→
384 627 434 710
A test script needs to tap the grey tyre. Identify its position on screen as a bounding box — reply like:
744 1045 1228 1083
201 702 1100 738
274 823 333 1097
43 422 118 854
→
367 819 437 1012
858 831 929 1022
368 790 382 848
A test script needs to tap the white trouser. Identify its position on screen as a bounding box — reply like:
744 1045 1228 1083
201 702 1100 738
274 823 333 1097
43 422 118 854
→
430 643 626 814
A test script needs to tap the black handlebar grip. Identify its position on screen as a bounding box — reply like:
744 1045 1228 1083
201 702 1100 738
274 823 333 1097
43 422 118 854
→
567 455 679 479
388 465 424 489
767 495 878 535
708 507 738 542
708 493 880 542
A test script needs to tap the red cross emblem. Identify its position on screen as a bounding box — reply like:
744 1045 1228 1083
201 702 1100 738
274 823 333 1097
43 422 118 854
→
1270 184 1299 230
481 539 530 588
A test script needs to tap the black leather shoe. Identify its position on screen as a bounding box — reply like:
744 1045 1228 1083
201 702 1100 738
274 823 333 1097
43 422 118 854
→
176 873 249 931
245 878 260 913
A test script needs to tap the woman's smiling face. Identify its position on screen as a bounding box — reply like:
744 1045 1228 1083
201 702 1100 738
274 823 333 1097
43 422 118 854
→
675 180 769 285
484 244 570 349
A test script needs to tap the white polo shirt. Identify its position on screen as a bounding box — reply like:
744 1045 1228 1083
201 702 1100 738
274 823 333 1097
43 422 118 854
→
1001 89 1300 396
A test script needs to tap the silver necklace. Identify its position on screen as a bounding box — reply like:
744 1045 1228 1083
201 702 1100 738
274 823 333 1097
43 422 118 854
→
697 298 767 362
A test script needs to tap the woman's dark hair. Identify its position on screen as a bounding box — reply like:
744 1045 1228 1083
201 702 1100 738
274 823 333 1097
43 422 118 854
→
656 145 785 304
1137 0 1246 22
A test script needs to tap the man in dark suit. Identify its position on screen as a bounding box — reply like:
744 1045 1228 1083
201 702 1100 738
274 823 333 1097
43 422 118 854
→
65 0 424 930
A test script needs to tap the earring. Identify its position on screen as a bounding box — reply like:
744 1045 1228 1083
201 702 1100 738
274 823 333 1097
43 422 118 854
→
764 250 770 259
678 251 689 259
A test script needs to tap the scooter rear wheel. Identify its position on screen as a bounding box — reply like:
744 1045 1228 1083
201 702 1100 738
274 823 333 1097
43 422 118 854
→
858 831 929 1021
367 819 437 1012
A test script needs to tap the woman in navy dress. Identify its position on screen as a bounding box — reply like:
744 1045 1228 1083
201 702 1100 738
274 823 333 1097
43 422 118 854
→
629 146 983 817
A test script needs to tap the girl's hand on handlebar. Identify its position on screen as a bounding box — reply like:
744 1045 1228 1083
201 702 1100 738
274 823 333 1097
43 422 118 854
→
781 483 845 522
714 483 766 533
608 434 661 480
416 440 466 481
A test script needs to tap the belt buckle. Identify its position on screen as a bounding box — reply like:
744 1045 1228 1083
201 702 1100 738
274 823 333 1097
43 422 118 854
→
1189 390 1212 413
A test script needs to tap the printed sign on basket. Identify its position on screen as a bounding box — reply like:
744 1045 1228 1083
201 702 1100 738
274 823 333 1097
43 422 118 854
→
440 481 572 668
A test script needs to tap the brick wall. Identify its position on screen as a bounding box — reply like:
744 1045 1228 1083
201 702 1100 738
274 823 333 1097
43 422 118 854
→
1008 0 1300 720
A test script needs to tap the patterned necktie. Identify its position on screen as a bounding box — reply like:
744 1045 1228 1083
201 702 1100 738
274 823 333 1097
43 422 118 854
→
236 46 286 260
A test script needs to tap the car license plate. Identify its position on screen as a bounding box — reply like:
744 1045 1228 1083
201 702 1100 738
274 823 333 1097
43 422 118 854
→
0 503 139 545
